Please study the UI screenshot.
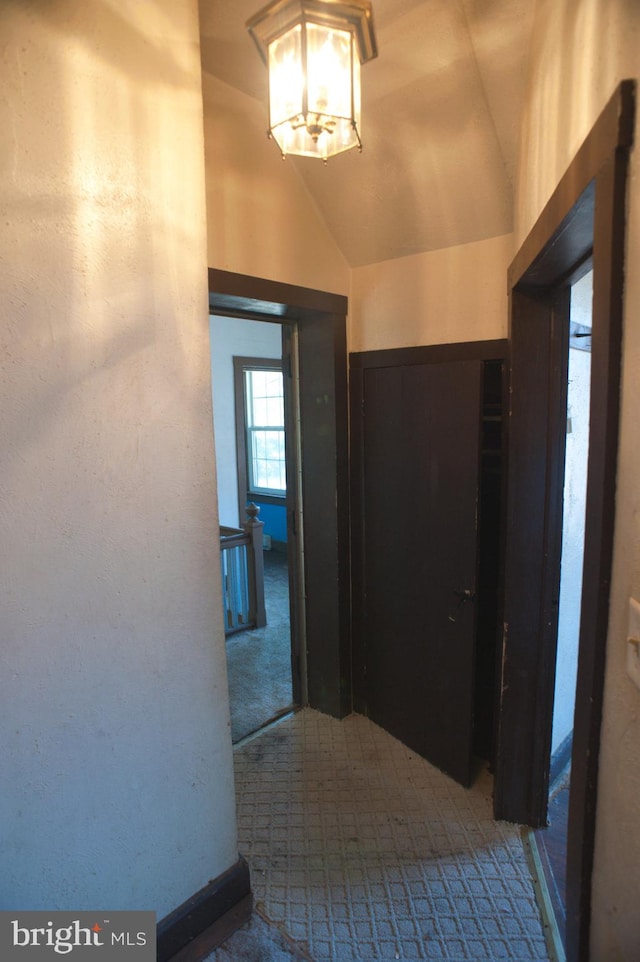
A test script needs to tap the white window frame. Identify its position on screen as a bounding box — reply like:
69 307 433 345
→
234 357 287 505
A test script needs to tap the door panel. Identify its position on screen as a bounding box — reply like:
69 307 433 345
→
494 290 569 826
360 359 483 786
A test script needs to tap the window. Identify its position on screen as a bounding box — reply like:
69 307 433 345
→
244 367 286 496
234 358 287 502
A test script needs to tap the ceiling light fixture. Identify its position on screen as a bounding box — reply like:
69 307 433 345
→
246 0 377 162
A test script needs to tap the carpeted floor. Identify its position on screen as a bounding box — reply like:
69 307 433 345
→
226 549 294 743
206 908 314 962
207 710 552 962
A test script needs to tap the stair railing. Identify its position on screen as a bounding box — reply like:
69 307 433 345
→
219 503 266 635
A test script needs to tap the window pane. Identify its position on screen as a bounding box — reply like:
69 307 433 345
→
266 396 284 426
264 371 282 395
253 459 269 489
252 398 268 426
245 369 285 426
251 369 270 396
252 430 267 461
266 458 286 490
265 431 282 459
244 367 286 496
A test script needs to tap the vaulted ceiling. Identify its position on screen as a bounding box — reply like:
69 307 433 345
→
198 0 535 267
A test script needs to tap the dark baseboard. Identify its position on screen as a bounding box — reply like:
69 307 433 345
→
165 895 253 962
157 857 252 962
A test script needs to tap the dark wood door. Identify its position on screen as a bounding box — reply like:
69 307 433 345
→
359 359 483 786
493 290 569 827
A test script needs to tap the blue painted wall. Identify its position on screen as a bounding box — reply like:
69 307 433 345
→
249 499 287 544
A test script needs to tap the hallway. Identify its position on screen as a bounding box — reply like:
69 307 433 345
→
226 548 294 743
207 710 552 962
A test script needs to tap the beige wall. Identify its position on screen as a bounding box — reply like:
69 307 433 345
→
516 0 638 244
201 52 512 351
0 0 238 917
350 234 513 353
517 1 640 958
201 72 351 297
6 0 636 940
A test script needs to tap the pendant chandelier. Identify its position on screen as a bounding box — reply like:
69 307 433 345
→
247 0 377 161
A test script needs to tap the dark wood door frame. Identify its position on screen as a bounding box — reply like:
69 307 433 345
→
208 269 352 719
495 81 635 961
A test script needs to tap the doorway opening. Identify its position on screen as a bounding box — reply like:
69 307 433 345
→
210 314 298 742
208 268 352 723
497 82 634 962
532 267 593 952
551 270 593 770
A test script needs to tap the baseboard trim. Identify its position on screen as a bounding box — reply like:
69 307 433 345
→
269 540 288 554
157 857 252 962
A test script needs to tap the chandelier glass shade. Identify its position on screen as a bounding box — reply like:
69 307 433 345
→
247 0 377 161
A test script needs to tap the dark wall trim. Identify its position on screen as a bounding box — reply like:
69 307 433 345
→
509 80 634 288
497 285 572 827
208 268 348 320
157 857 251 962
497 80 635 962
568 142 630 962
209 269 352 718
351 339 510 371
298 308 351 715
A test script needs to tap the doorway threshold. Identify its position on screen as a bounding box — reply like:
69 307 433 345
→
523 827 566 962
232 707 299 751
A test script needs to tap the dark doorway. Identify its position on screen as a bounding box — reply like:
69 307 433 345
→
208 269 351 720
350 340 507 787
496 82 634 961
531 268 593 951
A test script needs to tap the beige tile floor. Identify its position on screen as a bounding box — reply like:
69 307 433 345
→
208 710 552 962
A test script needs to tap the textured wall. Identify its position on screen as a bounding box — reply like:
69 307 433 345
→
0 0 238 917
516 1 640 957
201 71 351 297
349 234 513 353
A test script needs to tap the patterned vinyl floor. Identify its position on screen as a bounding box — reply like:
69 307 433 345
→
222 709 551 962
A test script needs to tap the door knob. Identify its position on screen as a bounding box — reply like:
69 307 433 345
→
448 588 476 622
454 588 475 601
